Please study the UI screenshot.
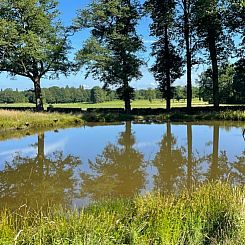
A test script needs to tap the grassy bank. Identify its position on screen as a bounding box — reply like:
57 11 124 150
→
82 109 245 122
0 110 83 132
0 182 244 245
0 108 244 135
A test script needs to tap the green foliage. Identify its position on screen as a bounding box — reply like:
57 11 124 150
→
0 0 71 110
233 58 245 102
75 0 144 112
145 0 184 110
198 62 245 104
0 182 244 244
225 0 245 56
0 89 27 103
90 86 106 103
0 87 201 105
173 86 186 101
192 0 235 108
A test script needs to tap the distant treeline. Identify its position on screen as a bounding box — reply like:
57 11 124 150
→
0 86 200 104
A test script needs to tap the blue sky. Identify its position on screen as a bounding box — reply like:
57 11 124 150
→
0 0 196 91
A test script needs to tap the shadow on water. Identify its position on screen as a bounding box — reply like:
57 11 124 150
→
0 121 244 209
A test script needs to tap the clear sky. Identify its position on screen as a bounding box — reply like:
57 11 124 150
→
0 0 195 91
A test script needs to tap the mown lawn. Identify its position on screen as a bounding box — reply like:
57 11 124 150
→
0 99 209 109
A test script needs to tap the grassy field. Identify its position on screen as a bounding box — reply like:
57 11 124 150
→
0 99 210 109
0 182 244 245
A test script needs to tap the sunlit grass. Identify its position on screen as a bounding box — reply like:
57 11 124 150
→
0 182 244 244
0 109 83 130
0 99 209 109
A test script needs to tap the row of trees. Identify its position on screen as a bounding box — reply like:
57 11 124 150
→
0 86 112 104
0 0 244 111
0 86 200 104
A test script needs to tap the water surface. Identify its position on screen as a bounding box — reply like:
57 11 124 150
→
0 121 244 209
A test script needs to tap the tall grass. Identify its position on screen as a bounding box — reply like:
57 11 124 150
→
0 110 83 131
0 182 244 244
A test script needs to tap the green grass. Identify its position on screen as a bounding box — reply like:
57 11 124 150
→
81 109 245 123
0 182 244 245
0 109 83 131
0 99 209 109
0 101 244 133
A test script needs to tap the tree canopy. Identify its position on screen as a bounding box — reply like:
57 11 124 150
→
75 0 144 113
0 0 71 110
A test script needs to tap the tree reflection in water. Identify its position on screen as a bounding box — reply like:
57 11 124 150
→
0 133 81 209
80 121 145 200
1 123 244 209
203 124 234 182
232 150 245 184
186 123 245 185
152 122 186 194
152 122 245 193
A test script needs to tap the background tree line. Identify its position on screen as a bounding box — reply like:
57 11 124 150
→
0 86 201 104
198 60 245 104
0 0 244 111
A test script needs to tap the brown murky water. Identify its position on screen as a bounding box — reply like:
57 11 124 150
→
0 121 244 209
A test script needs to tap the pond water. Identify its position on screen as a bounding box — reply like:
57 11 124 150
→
0 121 244 209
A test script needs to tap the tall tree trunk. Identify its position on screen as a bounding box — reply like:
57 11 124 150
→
208 32 219 109
124 82 131 114
124 98 131 114
184 0 192 111
165 26 171 112
33 76 44 111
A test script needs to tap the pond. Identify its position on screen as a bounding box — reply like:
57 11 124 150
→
0 121 244 209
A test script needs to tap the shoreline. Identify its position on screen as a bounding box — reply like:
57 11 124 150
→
0 109 245 137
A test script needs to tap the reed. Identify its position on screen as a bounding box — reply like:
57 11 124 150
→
0 182 244 244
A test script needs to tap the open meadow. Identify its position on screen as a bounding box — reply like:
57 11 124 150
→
0 99 209 109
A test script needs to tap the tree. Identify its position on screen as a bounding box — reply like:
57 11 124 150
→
233 58 245 103
75 0 144 113
0 0 71 111
177 0 198 110
197 64 234 104
225 0 245 56
145 0 184 111
173 86 186 101
90 86 106 103
192 0 233 109
145 88 156 102
182 0 192 110
0 88 27 103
